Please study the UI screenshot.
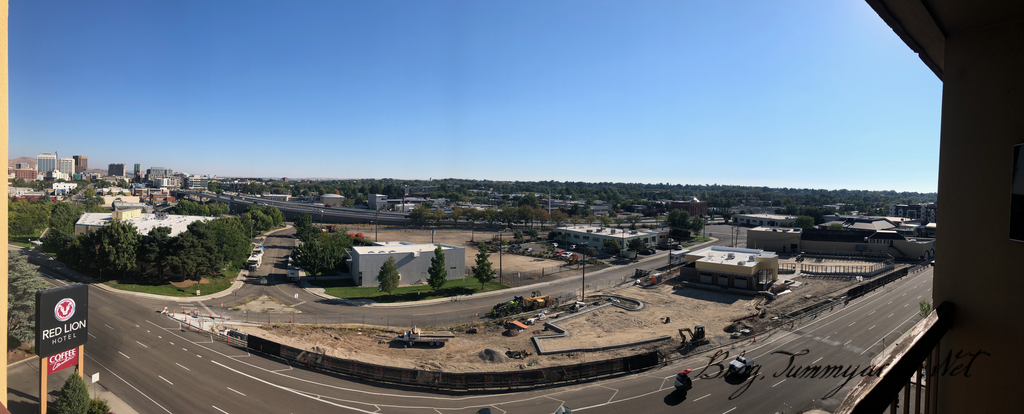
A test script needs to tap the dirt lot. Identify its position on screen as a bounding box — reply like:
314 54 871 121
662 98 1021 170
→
227 283 757 372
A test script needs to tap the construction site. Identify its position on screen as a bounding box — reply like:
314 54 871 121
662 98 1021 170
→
222 239 910 374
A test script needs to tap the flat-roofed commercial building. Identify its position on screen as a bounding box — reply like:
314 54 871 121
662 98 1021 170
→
74 211 212 237
107 163 126 177
553 225 666 251
732 213 797 227
348 242 465 287
684 246 778 290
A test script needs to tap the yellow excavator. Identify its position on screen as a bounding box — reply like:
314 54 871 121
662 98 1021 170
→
678 325 707 344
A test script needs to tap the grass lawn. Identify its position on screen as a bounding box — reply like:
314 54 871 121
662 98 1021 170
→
690 236 712 243
309 276 508 303
105 267 239 297
10 228 44 248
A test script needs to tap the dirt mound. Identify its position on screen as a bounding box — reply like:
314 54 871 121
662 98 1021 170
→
478 348 509 364
170 278 210 288
723 322 752 333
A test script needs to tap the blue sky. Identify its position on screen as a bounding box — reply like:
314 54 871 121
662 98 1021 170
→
11 1 942 192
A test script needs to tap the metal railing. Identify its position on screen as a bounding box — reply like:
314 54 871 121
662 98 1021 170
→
835 302 953 414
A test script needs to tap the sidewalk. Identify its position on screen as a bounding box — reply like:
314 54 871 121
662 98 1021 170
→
6 357 138 414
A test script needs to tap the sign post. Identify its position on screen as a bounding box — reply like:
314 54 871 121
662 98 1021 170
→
35 284 89 414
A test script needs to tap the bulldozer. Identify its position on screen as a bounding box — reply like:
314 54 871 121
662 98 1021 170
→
678 325 707 344
523 295 554 310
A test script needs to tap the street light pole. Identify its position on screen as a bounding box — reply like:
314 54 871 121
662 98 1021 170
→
581 242 587 301
499 229 504 285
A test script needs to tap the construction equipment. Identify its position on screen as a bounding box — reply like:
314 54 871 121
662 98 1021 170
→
490 296 524 318
678 325 707 344
523 295 553 310
394 327 454 347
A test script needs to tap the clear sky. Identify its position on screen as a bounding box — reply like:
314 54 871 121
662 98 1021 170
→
11 1 942 192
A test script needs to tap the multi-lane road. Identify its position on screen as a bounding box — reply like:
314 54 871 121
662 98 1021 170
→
9 231 931 414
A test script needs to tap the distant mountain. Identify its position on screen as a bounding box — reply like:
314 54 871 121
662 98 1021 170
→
8 157 36 169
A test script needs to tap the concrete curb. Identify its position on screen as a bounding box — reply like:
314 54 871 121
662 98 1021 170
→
532 294 670 355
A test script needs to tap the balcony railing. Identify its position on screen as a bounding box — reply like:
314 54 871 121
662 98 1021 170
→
835 301 954 414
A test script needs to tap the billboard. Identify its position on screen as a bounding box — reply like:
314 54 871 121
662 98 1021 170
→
36 284 89 358
46 347 79 375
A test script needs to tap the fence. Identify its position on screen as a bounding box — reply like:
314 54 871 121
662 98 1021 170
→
799 262 894 277
244 335 661 390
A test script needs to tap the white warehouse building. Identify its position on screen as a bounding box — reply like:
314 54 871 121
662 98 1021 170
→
348 242 466 287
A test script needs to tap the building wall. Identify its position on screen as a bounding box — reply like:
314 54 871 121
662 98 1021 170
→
746 229 802 253
73 155 88 174
934 19 1024 413
732 214 796 227
351 244 466 287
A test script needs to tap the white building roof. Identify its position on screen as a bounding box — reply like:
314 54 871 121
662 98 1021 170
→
689 246 777 268
734 213 797 220
556 225 662 237
352 242 462 255
76 212 213 237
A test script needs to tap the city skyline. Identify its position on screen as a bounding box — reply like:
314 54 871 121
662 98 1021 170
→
11 1 941 192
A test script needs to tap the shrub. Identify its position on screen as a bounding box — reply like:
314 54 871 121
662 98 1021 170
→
52 373 89 414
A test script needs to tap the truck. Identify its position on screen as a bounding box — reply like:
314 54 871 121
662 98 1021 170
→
394 327 454 346
727 353 755 377
252 245 264 255
247 252 263 271
286 265 305 282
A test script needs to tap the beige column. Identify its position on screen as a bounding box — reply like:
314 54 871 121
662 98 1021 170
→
1 0 11 409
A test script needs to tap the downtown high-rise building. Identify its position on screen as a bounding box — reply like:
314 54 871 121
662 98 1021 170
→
37 153 57 174
108 163 126 177
58 158 75 175
73 155 88 174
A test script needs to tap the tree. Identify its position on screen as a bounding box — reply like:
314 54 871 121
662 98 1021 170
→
94 220 142 278
409 204 432 226
667 209 691 230
513 230 523 244
585 215 597 226
293 236 330 278
528 228 539 241
8 253 49 344
139 227 173 277
603 238 621 253
89 397 112 414
795 216 816 230
471 243 496 289
690 215 705 236
377 256 400 296
598 215 613 228
52 372 90 414
919 300 932 318
827 222 846 231
551 210 568 227
627 237 647 252
293 213 318 242
48 202 86 234
427 244 448 293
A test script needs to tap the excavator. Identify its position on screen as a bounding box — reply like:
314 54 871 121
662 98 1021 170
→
678 325 707 344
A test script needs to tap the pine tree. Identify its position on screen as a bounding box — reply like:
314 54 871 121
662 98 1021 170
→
53 372 90 414
427 244 448 294
8 252 50 344
472 243 495 289
378 257 400 297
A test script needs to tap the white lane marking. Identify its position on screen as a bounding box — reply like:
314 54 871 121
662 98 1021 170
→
868 311 875 315
210 360 376 413
861 313 919 355
88 333 97 338
723 408 737 414
104 324 115 330
905 304 910 307
197 354 202 358
294 301 306 306
212 406 228 414
844 340 852 345
85 354 172 414
888 301 893 305
183 348 188 352
889 313 894 318
136 341 148 348
693 394 711 402
158 336 162 339
849 322 856 326
824 336 830 340
158 375 173 385
147 330 151 333
169 342 174 345
176 363 190 371
812 357 823 364
119 351 130 359
869 325 876 330
917 296 921 299
772 379 786 387
227 387 246 396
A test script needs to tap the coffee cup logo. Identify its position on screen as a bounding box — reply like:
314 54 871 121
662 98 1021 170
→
55 298 76 322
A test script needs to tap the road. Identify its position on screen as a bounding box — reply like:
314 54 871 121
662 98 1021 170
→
10 240 932 414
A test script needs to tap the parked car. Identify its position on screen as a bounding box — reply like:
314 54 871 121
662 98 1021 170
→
524 248 534 253
674 245 684 250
